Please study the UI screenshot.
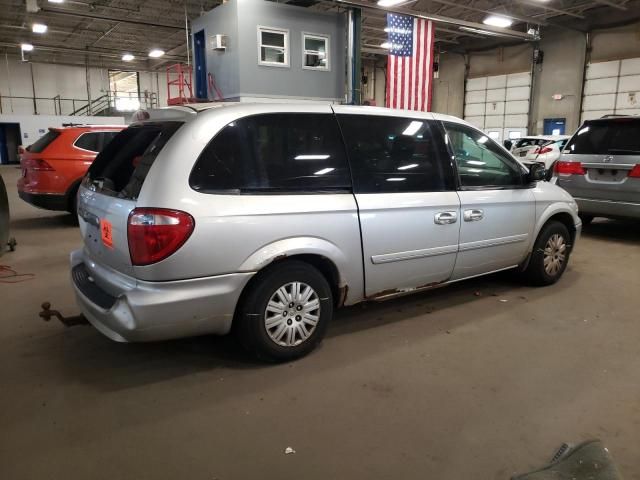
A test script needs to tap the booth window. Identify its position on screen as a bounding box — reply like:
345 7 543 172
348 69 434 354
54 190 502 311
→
302 33 329 71
258 27 289 67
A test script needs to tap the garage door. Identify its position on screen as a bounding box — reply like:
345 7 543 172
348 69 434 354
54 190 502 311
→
581 57 640 122
464 72 531 143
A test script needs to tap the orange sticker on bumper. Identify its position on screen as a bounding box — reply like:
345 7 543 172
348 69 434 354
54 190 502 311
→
100 219 114 249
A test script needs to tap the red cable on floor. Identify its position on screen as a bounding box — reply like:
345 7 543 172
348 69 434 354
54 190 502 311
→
0 265 35 283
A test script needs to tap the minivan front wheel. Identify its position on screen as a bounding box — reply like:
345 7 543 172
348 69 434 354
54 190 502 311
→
236 261 333 361
523 221 571 286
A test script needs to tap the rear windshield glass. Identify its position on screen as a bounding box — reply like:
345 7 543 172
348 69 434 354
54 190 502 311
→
27 130 60 153
86 122 182 199
514 138 547 149
566 119 640 155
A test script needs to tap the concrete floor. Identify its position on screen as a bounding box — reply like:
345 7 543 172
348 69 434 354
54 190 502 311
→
1 164 639 479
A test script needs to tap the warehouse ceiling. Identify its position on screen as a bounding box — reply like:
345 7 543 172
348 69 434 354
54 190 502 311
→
0 0 638 70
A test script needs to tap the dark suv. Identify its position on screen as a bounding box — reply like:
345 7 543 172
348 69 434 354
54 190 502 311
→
554 116 640 223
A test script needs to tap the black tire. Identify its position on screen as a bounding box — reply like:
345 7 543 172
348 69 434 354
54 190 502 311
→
67 184 80 222
235 260 333 362
523 221 572 286
579 214 593 226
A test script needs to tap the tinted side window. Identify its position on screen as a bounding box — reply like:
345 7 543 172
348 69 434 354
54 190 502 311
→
443 122 525 188
190 113 351 193
100 131 119 151
74 132 100 152
337 114 453 193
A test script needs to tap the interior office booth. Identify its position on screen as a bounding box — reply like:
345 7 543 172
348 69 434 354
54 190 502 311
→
191 0 346 103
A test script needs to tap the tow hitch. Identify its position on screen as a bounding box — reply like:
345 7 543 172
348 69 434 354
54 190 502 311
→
39 302 88 327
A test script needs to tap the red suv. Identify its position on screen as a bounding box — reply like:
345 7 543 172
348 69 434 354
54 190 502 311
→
18 125 124 215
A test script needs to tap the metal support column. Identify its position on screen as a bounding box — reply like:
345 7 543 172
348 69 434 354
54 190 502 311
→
347 8 362 105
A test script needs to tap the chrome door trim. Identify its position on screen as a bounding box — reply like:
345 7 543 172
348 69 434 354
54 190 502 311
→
463 209 484 222
371 244 459 265
458 233 528 252
434 211 458 224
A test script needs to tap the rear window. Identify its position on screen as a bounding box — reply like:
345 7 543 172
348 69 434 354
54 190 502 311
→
514 138 546 149
190 113 351 193
565 119 640 155
27 130 60 153
86 122 182 199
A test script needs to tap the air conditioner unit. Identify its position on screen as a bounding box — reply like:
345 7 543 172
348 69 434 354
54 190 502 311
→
210 35 227 51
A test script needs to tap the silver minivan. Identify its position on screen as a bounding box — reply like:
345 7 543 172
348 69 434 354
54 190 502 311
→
554 116 640 223
71 104 581 361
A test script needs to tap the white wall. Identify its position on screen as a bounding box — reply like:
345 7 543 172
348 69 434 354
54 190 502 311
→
0 56 168 116
0 114 125 147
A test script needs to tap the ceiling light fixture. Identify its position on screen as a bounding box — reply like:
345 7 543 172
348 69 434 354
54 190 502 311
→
122 53 134 62
148 49 165 58
483 15 513 28
377 0 410 7
48 0 65 3
32 23 47 34
380 42 391 49
21 43 34 52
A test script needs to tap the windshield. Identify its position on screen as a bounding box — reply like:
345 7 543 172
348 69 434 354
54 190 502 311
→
26 130 60 153
86 122 183 199
565 118 640 155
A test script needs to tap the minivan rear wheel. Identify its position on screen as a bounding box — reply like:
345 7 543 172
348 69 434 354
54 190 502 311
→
523 221 571 286
235 261 333 362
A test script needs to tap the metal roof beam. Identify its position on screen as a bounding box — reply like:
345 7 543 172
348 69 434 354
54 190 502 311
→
40 7 185 30
331 0 537 40
511 0 586 19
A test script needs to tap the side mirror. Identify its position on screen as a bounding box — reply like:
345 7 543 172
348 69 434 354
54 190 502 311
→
503 140 513 150
527 162 546 183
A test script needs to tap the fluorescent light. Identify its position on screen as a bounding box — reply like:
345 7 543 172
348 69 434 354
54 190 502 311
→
402 121 423 136
314 168 335 175
48 0 64 3
377 0 410 7
483 15 513 28
295 154 330 160
21 43 34 52
397 164 418 170
386 177 406 182
122 53 134 62
380 42 391 49
148 49 165 58
32 23 47 34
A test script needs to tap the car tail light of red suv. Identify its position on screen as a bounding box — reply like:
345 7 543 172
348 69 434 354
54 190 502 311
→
127 208 195 266
23 158 55 171
555 161 586 175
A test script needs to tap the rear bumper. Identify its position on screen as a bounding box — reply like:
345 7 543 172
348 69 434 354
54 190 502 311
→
70 249 254 342
574 197 640 220
18 190 68 211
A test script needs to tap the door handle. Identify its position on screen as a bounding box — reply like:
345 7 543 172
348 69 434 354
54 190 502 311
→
434 211 458 225
463 209 484 222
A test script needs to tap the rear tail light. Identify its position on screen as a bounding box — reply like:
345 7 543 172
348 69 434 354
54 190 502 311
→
23 158 54 171
127 208 195 266
538 146 553 154
629 165 640 178
555 161 585 175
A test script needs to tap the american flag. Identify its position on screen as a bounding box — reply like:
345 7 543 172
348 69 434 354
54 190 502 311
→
386 13 435 111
